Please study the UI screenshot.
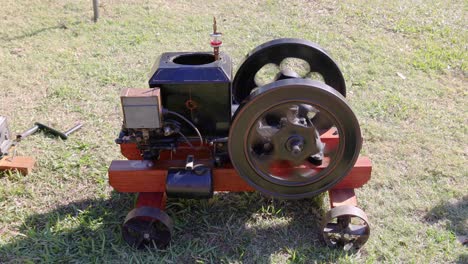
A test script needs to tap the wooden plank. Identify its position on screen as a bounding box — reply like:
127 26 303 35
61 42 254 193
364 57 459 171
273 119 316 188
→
212 168 255 192
135 192 166 209
109 160 167 193
0 156 35 175
329 189 357 208
108 157 371 193
108 160 254 193
320 128 339 152
331 157 372 189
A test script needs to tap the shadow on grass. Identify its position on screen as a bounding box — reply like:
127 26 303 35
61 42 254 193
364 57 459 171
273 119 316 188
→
458 254 468 264
424 196 467 263
2 22 80 42
0 191 359 263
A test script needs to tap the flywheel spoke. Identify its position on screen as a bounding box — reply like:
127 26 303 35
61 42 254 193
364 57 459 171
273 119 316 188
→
125 220 148 234
323 223 343 235
347 224 369 236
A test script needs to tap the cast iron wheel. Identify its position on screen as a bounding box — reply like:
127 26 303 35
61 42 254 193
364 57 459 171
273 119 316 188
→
321 205 370 250
232 38 346 104
228 79 361 199
122 206 173 249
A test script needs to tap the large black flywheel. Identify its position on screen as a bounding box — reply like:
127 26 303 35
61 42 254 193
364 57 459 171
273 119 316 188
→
232 38 346 104
228 79 361 199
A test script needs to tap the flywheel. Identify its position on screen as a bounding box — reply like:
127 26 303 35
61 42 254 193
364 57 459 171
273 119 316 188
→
228 79 361 199
232 38 346 104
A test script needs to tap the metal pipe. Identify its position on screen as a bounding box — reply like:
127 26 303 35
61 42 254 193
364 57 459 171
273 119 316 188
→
17 122 83 141
17 125 39 141
64 123 83 137
93 0 99 22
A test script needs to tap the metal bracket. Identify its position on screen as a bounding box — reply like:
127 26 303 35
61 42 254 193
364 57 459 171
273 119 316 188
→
185 155 194 170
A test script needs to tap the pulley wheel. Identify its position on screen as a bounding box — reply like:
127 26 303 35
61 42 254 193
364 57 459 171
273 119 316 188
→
122 206 173 249
228 79 361 199
321 205 370 250
232 38 346 104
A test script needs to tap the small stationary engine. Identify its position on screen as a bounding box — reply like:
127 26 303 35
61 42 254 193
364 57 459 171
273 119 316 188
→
109 22 373 250
117 50 232 161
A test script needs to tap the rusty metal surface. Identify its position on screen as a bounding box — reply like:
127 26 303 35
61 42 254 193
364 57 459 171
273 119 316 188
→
122 206 173 249
321 205 370 250
329 189 358 208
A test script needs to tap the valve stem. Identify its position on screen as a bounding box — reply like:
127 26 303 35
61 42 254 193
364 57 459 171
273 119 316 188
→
210 17 222 61
213 16 217 35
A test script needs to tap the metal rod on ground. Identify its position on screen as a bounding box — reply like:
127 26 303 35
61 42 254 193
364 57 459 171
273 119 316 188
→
63 123 83 138
17 125 40 140
16 122 83 141
93 0 99 22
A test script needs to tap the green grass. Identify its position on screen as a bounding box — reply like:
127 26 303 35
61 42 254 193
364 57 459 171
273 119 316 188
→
0 0 467 263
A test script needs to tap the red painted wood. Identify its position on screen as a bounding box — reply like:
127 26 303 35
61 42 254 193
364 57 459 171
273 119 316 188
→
112 128 371 193
120 143 141 160
329 189 357 208
331 157 372 189
108 157 371 193
212 168 255 192
135 192 166 209
0 156 35 175
320 128 339 153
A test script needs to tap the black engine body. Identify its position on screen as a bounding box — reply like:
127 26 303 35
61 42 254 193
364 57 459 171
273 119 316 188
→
148 52 232 137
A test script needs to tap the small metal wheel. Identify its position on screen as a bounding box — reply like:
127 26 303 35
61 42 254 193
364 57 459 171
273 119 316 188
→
122 206 173 249
232 38 346 103
322 205 370 250
229 79 361 199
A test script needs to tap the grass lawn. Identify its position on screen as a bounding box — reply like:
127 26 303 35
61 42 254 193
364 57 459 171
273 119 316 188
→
0 0 466 263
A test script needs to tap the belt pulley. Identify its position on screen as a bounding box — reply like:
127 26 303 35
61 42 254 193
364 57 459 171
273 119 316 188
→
228 79 361 199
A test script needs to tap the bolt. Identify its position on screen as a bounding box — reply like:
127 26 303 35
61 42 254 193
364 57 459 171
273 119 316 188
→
263 142 272 152
292 145 302 155
286 136 304 156
163 126 173 136
143 233 150 240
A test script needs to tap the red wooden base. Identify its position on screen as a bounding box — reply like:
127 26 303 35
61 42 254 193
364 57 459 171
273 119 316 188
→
329 189 357 208
135 192 166 209
108 157 371 193
109 128 371 209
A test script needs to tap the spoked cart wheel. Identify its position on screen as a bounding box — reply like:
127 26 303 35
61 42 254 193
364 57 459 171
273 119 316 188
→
321 205 370 250
122 206 173 249
228 79 362 199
